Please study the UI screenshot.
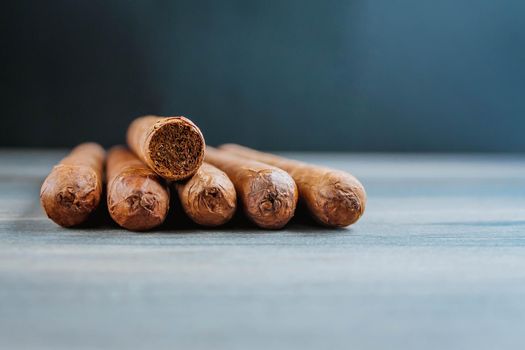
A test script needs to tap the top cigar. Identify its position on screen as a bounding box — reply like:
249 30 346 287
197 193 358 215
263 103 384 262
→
126 115 205 181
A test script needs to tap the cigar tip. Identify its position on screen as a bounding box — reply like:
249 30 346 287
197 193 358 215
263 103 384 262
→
146 117 205 181
40 166 101 227
200 186 231 211
109 191 167 231
314 173 367 227
108 178 169 231
246 169 298 229
188 185 236 226
321 190 365 227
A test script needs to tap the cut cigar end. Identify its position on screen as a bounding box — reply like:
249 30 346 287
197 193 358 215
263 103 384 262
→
40 166 101 227
146 118 205 180
244 169 298 229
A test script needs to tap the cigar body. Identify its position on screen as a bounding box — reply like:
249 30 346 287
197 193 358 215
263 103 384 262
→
106 146 170 231
176 162 237 227
205 147 297 229
40 142 105 227
219 144 366 227
126 115 205 181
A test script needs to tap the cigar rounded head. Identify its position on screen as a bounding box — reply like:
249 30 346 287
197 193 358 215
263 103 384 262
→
306 171 366 227
107 169 170 231
127 116 205 181
177 163 236 227
218 144 367 227
40 165 102 227
241 168 298 229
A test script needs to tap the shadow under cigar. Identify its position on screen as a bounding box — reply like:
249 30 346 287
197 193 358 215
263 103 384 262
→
155 195 345 234
74 188 348 234
276 201 349 233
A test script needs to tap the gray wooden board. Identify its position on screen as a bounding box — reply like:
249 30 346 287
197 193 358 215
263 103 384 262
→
0 150 524 350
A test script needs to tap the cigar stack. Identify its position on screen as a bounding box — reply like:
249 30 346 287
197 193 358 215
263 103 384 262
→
40 115 366 231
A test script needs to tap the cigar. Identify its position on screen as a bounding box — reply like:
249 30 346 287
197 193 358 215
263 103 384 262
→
126 115 205 181
219 144 366 227
40 142 105 227
175 162 237 227
106 146 170 231
205 147 298 229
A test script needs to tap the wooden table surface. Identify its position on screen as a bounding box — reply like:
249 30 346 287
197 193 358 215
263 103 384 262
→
1 150 524 350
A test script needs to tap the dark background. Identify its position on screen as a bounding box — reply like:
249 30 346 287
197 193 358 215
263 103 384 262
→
2 0 524 151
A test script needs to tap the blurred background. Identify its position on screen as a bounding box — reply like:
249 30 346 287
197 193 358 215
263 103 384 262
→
1 0 524 152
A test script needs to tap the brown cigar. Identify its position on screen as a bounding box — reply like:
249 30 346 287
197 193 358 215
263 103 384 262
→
219 144 366 227
106 146 170 231
205 147 297 229
175 162 237 227
126 115 205 181
40 142 105 227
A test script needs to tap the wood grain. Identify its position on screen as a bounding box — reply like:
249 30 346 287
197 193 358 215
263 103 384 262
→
1 150 525 350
